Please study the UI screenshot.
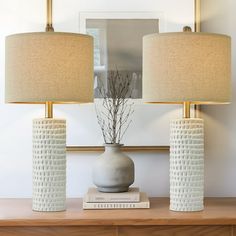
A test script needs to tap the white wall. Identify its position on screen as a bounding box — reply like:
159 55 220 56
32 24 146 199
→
0 0 206 198
201 0 236 196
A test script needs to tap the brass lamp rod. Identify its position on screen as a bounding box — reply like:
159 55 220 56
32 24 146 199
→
194 0 201 118
183 102 191 118
45 0 54 118
45 101 53 118
181 25 192 119
45 0 54 32
195 0 201 32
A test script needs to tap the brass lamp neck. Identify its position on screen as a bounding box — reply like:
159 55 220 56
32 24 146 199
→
45 101 53 118
183 101 191 118
45 0 54 32
44 0 54 118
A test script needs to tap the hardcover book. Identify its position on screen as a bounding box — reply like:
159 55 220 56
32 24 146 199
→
84 187 140 203
83 192 149 209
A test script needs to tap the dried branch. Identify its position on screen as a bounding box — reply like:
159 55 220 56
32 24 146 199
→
95 70 134 144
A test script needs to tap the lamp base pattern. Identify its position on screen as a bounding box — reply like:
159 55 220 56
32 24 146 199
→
32 118 66 212
170 118 204 212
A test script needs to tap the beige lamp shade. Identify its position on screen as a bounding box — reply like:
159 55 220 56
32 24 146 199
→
5 32 94 103
143 32 231 104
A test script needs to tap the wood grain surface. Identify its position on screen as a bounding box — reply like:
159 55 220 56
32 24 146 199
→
119 226 232 236
0 226 232 236
1 198 236 226
0 226 117 236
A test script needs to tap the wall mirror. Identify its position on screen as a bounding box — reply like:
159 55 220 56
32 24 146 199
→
62 4 196 152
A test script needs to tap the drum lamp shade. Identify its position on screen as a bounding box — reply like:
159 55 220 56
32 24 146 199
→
143 32 231 104
5 32 94 103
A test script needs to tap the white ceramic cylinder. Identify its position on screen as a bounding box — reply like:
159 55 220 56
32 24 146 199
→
170 118 204 212
32 118 66 212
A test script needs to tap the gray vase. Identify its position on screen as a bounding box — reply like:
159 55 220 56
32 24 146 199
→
93 144 135 192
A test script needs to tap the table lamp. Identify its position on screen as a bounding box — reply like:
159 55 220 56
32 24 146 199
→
5 0 93 211
143 28 231 211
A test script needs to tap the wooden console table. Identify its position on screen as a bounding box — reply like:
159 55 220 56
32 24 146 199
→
1 198 236 236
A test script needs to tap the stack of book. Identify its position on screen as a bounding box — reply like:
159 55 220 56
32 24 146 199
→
83 187 150 209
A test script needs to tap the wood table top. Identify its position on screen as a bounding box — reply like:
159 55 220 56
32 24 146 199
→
0 198 236 226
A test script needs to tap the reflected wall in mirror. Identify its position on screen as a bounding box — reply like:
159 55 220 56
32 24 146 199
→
86 19 159 99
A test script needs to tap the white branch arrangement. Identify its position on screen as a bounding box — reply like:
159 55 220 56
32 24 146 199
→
95 70 134 144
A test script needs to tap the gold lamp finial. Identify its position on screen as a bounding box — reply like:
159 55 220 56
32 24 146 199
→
45 0 54 32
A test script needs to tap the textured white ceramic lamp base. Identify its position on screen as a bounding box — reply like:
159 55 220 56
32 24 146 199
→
32 118 66 212
170 118 204 212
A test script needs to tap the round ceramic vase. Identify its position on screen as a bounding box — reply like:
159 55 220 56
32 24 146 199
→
93 144 135 192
